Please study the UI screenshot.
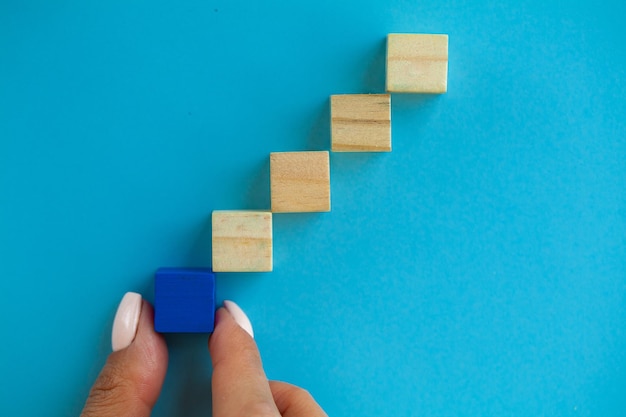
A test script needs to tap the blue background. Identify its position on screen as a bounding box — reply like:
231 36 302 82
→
1 1 625 416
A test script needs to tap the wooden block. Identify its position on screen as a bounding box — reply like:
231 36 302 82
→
270 151 330 213
386 33 448 93
212 211 273 272
331 94 391 152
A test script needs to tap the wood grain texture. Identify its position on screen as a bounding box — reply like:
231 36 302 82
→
270 151 331 213
331 94 391 152
212 210 273 272
386 33 448 93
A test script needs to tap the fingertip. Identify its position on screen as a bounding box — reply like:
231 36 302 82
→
131 300 168 367
209 303 254 354
209 306 250 356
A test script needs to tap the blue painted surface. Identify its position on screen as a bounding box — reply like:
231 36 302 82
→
1 1 625 416
154 268 215 333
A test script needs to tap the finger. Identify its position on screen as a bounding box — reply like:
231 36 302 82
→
209 303 280 417
269 381 328 417
81 295 168 417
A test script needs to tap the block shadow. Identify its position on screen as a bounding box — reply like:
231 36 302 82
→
392 93 444 110
244 157 271 210
187 215 213 267
162 333 213 417
307 99 331 151
361 37 387 93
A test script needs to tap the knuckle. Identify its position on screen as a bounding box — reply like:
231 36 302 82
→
291 386 315 404
271 382 320 414
277 383 311 399
86 362 133 410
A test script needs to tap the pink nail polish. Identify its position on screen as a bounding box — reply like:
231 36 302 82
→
111 292 142 351
223 300 254 338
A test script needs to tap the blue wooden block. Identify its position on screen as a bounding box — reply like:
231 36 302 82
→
154 267 216 333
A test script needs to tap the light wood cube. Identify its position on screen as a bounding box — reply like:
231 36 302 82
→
331 94 391 152
386 33 448 93
212 211 273 272
270 151 331 213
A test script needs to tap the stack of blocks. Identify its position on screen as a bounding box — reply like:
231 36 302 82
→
154 33 448 333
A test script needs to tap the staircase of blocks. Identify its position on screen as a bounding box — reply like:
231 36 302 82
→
153 33 449 333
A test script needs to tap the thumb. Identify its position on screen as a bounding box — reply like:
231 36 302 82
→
81 293 168 417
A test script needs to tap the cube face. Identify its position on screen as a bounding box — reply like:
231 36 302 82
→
270 151 331 213
331 94 391 152
386 33 448 93
212 211 273 272
154 268 215 333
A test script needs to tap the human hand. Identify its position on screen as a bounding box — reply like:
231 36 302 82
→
80 293 168 417
209 301 327 417
80 293 327 417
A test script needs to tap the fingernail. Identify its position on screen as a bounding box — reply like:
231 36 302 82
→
111 292 142 351
223 300 254 338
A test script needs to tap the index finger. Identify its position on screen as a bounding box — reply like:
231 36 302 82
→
209 306 280 417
